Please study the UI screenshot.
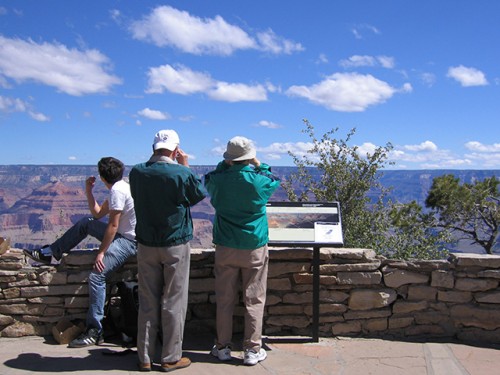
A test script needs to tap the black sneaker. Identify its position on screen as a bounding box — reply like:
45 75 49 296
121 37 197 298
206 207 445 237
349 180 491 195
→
68 328 104 348
23 246 52 264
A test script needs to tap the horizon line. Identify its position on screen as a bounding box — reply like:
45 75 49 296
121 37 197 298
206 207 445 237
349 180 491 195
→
0 164 499 172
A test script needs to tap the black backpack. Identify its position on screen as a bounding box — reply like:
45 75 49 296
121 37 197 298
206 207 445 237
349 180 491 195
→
105 280 139 347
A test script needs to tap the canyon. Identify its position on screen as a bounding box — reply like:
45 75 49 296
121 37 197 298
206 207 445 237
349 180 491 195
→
0 165 498 252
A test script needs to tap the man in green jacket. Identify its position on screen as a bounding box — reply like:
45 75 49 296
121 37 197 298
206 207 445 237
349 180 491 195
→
204 136 280 366
129 129 206 372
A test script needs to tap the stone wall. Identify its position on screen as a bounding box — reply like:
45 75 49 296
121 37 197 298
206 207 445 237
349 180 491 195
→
1 247 500 344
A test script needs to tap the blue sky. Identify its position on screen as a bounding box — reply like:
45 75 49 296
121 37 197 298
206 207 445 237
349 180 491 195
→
0 1 499 169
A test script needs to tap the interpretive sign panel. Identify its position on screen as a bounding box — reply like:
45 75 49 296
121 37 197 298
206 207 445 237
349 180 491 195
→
266 201 343 245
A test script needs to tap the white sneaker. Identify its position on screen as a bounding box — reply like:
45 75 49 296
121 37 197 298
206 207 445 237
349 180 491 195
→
211 345 232 361
243 348 267 366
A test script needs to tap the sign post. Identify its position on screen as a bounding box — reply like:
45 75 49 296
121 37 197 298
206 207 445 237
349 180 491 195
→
266 202 343 342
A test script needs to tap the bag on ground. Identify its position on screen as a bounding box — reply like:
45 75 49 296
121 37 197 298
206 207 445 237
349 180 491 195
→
105 280 139 347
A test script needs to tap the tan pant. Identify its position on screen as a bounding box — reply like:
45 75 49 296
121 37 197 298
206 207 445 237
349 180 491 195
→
214 245 269 351
136 243 190 364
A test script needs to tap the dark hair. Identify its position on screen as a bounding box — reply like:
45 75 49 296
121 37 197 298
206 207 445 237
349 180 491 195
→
98 157 124 184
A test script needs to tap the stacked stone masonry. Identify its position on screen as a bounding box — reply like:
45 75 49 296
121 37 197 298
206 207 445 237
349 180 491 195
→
1 247 500 344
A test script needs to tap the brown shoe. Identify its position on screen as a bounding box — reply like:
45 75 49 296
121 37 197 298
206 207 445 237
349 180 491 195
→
137 362 152 372
161 357 191 372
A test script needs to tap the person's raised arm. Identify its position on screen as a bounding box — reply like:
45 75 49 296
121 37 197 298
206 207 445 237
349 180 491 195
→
85 176 109 219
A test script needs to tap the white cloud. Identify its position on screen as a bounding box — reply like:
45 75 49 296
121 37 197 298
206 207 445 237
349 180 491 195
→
265 153 282 160
286 72 398 112
256 140 389 162
339 55 395 69
256 29 304 54
146 64 213 95
464 152 500 168
316 53 329 64
210 145 226 157
0 95 27 112
0 36 121 96
138 108 171 120
390 141 475 168
253 138 492 169
447 65 488 87
256 141 314 160
351 24 380 39
208 82 267 102
420 72 436 87
421 158 473 169
377 56 395 69
356 142 378 156
265 82 280 93
0 74 10 89
29 111 50 122
464 141 500 168
130 5 301 56
110 9 121 23
102 101 117 109
146 64 269 102
401 83 413 93
339 55 376 68
0 95 49 121
130 6 254 55
389 146 471 168
179 115 195 122
256 120 282 129
464 141 500 153
404 141 438 152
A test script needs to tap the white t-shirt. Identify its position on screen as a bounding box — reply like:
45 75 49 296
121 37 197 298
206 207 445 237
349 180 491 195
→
109 179 136 241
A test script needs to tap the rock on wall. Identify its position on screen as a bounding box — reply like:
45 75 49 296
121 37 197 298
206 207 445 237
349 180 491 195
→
1 247 500 344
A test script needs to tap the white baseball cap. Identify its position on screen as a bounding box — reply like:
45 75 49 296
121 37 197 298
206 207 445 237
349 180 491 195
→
153 130 180 151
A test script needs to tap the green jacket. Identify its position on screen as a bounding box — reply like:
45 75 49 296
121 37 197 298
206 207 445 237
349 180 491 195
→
130 156 206 247
204 161 280 250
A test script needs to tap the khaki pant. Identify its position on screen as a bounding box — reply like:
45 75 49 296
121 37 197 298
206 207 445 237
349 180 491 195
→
214 245 269 351
136 243 190 364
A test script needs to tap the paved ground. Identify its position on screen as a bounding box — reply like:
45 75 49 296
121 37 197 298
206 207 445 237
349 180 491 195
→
0 333 499 374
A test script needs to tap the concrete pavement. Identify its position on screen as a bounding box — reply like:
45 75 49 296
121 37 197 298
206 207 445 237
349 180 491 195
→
1 333 499 374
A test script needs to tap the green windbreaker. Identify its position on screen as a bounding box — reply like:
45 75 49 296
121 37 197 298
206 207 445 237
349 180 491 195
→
204 161 280 250
130 157 206 247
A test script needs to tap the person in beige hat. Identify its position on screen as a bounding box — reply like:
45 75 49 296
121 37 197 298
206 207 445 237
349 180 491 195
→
204 136 280 365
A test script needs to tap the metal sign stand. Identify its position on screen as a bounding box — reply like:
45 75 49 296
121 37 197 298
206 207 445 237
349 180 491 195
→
267 241 342 343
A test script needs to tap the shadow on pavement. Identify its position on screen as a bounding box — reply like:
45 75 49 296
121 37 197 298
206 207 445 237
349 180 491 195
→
2 332 248 373
3 348 137 373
